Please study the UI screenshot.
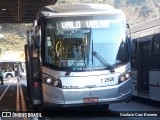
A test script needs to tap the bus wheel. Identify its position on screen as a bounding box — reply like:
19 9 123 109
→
6 73 13 78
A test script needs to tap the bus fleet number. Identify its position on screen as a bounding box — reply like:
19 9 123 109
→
101 77 114 83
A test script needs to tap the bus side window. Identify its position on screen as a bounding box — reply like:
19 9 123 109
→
157 35 160 52
132 40 137 55
152 35 160 53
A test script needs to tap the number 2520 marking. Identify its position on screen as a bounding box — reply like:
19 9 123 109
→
101 77 114 83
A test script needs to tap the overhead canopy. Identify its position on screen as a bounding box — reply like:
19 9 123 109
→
0 0 57 23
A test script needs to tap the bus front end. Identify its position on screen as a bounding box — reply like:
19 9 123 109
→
39 9 132 107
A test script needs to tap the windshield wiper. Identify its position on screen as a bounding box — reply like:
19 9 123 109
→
92 51 115 73
65 56 83 76
65 42 87 76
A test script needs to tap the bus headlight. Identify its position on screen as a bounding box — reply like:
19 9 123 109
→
119 72 131 84
53 80 59 86
46 78 52 84
43 77 62 88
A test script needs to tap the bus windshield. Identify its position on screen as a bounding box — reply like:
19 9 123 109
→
43 15 129 70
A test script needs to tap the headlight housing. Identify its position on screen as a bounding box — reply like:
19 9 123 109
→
43 76 62 88
119 71 131 84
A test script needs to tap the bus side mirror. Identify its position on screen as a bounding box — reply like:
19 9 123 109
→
126 23 130 29
126 23 131 38
34 26 41 48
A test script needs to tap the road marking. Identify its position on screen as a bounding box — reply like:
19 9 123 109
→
19 82 27 112
19 82 28 120
16 80 20 111
0 79 14 101
16 79 28 120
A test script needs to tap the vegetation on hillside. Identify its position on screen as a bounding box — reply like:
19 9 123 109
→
0 24 32 54
57 0 160 25
0 33 26 51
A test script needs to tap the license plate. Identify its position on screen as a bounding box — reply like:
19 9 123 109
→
83 97 98 103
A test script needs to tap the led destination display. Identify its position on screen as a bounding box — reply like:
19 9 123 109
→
56 20 111 29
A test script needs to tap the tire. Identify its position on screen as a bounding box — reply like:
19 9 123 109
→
6 73 13 78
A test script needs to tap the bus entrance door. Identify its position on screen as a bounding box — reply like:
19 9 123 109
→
137 41 150 96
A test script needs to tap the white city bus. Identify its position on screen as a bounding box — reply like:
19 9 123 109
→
0 60 26 78
26 4 132 109
131 17 160 102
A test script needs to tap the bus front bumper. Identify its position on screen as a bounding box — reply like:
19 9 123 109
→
42 78 132 107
